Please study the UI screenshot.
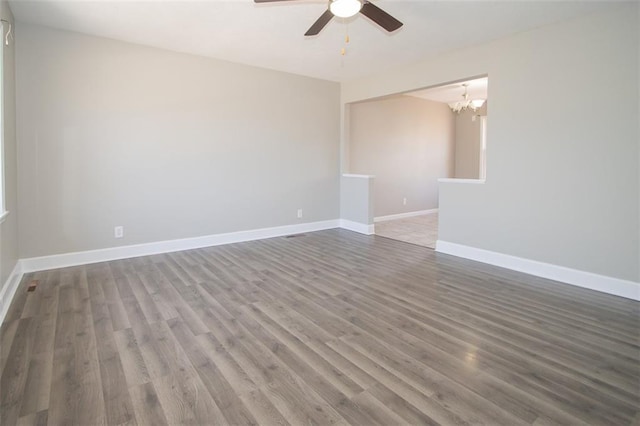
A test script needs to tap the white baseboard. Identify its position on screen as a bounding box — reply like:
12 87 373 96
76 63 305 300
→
435 240 640 301
339 219 375 235
0 261 24 325
21 220 341 273
375 209 438 223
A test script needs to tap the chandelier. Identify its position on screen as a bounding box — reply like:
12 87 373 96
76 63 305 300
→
449 83 485 113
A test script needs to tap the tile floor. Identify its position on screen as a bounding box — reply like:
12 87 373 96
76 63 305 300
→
374 212 438 249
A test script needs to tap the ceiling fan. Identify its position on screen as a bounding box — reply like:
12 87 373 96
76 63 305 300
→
254 0 403 36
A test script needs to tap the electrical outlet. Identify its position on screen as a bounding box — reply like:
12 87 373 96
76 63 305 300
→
403 198 407 206
114 226 124 239
297 209 303 218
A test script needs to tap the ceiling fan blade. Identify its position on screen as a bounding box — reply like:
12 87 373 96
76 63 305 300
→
360 1 403 32
304 9 334 36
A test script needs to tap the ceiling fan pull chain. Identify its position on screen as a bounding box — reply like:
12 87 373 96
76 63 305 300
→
340 23 346 64
345 20 350 43
341 20 349 56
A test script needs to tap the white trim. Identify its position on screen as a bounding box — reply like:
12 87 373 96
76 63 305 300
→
479 115 487 180
339 219 375 235
21 220 340 273
0 260 24 325
342 174 375 179
435 240 640 301
0 24 5 218
375 208 438 223
0 210 8 224
438 178 486 184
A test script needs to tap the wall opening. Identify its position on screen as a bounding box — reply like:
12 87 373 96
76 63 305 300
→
344 76 488 248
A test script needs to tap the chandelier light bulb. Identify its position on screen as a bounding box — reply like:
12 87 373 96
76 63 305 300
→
449 83 486 113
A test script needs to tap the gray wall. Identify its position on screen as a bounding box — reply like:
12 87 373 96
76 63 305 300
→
348 96 454 218
341 4 639 283
340 175 374 225
454 103 487 179
0 0 18 288
16 24 340 258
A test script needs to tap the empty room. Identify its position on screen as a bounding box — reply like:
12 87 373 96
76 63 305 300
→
0 0 638 425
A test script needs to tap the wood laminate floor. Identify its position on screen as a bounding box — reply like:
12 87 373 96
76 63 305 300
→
1 229 639 425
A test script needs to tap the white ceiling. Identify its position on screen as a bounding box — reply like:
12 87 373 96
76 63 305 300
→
405 76 488 105
9 0 617 82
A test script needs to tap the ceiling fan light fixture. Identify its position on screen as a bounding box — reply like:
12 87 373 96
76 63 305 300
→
329 0 362 18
